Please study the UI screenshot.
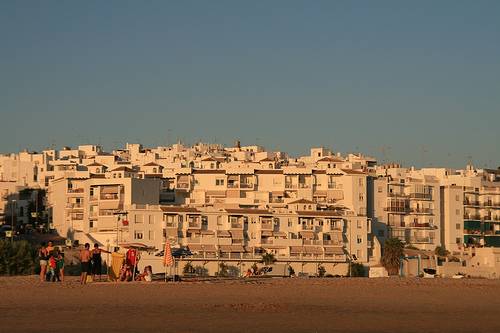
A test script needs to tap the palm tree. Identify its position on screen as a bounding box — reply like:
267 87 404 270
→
381 238 404 275
261 252 277 266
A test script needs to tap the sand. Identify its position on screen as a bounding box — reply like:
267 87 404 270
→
1 276 499 333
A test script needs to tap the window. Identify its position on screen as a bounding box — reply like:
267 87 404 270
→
134 231 143 240
288 220 292 227
357 220 362 228
134 215 143 223
378 186 383 193
456 237 461 244
456 223 461 230
217 216 223 226
149 215 155 224
456 194 460 201
148 230 155 240
357 236 362 244
359 193 364 201
456 209 460 215
359 178 364 186
216 179 224 186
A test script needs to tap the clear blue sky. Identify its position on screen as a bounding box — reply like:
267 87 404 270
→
1 1 499 168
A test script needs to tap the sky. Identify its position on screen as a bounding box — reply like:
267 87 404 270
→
0 0 499 168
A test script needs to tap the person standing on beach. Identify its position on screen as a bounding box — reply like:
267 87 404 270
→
38 242 49 282
80 243 91 284
91 243 111 282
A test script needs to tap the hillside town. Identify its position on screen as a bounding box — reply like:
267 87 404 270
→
1 141 499 277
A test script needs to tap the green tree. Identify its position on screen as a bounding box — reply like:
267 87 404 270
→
182 262 194 274
434 246 449 257
381 238 404 275
0 240 36 275
261 252 277 265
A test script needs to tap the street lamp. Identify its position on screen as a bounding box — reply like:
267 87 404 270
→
11 200 16 243
113 211 128 247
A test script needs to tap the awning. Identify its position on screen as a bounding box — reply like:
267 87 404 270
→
299 230 315 238
187 244 216 252
230 230 244 239
231 245 245 252
304 246 323 255
261 230 273 237
217 230 231 237
324 247 344 255
101 186 119 194
290 246 304 254
219 245 233 253
262 245 287 249
99 201 121 210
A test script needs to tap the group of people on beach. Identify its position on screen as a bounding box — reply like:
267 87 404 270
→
79 242 111 284
38 241 65 282
118 247 153 282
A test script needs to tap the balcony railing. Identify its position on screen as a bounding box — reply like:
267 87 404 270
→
410 208 433 215
409 237 434 244
188 221 201 228
409 193 432 200
298 183 310 189
464 214 481 220
261 223 273 230
101 194 119 200
231 223 242 229
66 203 84 209
285 183 297 189
177 183 190 189
240 183 254 189
384 207 409 213
67 188 84 193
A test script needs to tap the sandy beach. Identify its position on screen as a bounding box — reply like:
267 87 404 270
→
1 276 499 333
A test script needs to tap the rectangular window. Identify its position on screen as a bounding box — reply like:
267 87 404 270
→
217 216 223 226
456 209 460 215
134 231 143 240
134 214 143 223
149 215 155 224
216 179 225 186
148 230 154 240
378 186 383 193
357 236 362 244
456 237 461 244
456 223 461 230
455 194 460 201
357 220 362 228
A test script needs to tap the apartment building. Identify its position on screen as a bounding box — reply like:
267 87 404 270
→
371 166 441 251
126 202 369 276
49 175 160 246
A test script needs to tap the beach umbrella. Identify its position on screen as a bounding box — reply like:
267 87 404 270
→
119 243 156 281
163 241 174 282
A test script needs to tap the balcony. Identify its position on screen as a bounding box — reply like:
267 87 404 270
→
409 193 432 200
177 183 190 189
463 200 480 206
66 203 84 209
388 192 408 197
298 183 310 189
407 222 434 229
409 236 434 244
67 188 84 194
261 222 273 230
230 223 243 229
384 207 409 213
285 183 297 189
188 221 201 228
409 208 433 215
101 193 119 200
240 183 254 189
464 214 481 221
300 225 314 231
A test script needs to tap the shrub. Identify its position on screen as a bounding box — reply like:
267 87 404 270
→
318 265 326 277
349 263 366 277
182 262 195 274
218 262 228 277
0 240 37 275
